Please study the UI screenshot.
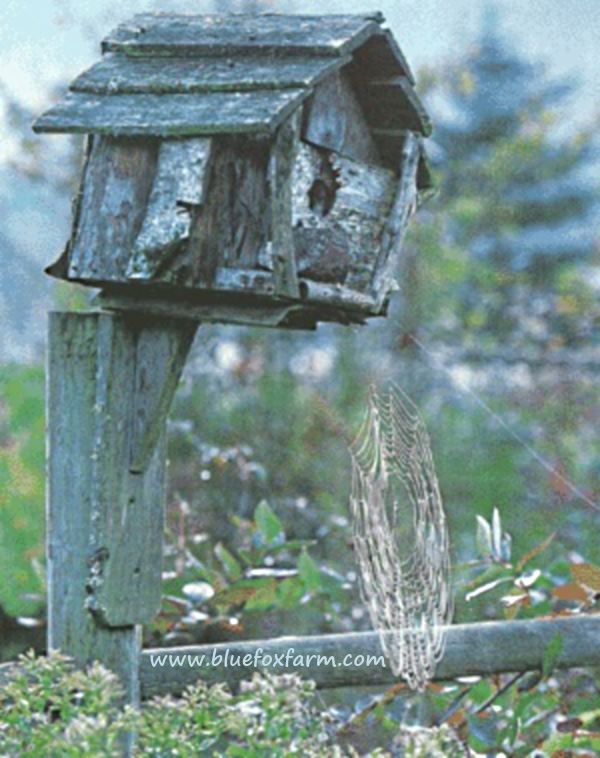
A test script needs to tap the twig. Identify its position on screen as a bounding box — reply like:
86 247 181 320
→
434 685 471 726
337 681 407 734
474 671 526 714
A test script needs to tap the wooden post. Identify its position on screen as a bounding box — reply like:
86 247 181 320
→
46 311 195 705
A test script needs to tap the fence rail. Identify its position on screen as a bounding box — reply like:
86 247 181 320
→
2 615 599 698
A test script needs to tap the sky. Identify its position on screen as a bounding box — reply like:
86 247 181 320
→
1 0 598 120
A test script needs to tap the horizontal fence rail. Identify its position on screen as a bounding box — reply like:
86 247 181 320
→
139 615 600 698
2 616 599 699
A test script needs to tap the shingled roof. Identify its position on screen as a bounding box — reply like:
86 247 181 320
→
33 12 431 151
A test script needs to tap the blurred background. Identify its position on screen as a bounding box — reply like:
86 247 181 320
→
1 0 598 672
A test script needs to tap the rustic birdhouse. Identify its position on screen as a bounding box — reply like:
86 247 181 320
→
34 12 432 329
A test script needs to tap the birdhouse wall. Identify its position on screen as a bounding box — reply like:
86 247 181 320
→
64 136 159 281
62 133 277 293
59 98 398 301
301 69 380 165
53 85 421 326
292 142 397 292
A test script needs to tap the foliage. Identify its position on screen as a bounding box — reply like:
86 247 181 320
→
411 13 599 350
152 498 348 647
392 725 466 757
0 650 387 757
0 650 130 757
332 508 600 755
0 364 45 617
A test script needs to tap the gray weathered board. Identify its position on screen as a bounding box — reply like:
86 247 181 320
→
33 12 429 167
2 615 599 698
47 312 195 703
34 89 308 137
72 53 348 94
372 132 420 309
59 124 413 323
302 69 380 164
102 13 384 57
134 614 600 696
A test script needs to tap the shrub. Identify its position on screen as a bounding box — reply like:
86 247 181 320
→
0 651 385 757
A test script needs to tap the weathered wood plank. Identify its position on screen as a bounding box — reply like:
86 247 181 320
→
72 53 347 95
128 138 213 280
3 616 599 698
292 142 396 291
102 13 382 58
47 313 190 642
181 137 271 286
97 292 307 329
99 267 277 299
46 136 95 280
129 321 197 473
371 132 420 308
33 90 307 137
138 615 600 697
269 112 300 298
302 69 380 165
68 136 158 281
298 279 378 312
360 76 432 136
47 313 140 706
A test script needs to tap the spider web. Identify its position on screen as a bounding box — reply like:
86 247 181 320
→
349 383 453 690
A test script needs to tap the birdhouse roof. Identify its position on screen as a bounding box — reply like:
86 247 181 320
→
33 12 431 156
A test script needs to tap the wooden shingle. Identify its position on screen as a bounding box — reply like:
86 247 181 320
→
101 13 383 57
71 53 346 95
33 11 431 157
33 89 307 137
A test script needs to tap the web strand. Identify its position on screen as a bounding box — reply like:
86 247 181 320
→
408 334 600 514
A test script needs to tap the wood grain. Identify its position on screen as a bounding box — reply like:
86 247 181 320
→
102 13 382 58
33 90 307 137
371 132 420 309
302 69 380 165
72 53 347 95
128 137 213 280
47 312 194 697
138 615 600 697
68 136 158 281
2 616 599 698
269 112 300 297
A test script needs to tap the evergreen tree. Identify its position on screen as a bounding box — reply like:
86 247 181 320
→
414 6 599 352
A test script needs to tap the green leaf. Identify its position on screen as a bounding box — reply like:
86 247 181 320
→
276 577 305 609
297 550 321 592
212 578 272 610
468 713 499 749
244 579 277 611
268 539 316 556
214 542 242 581
542 632 563 678
515 531 556 572
254 500 284 543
